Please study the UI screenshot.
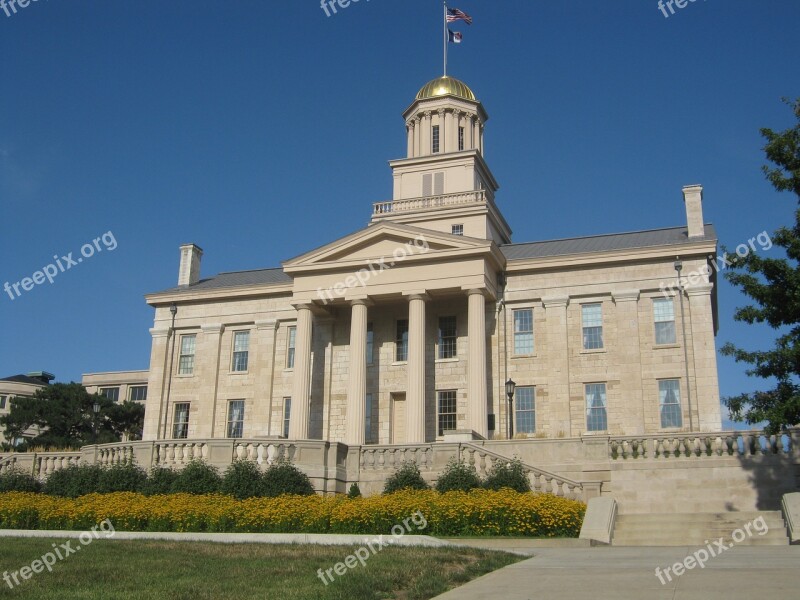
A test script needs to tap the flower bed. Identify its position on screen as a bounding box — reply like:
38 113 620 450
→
0 489 585 537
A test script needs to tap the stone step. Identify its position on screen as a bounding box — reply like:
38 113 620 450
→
616 511 783 523
612 534 789 547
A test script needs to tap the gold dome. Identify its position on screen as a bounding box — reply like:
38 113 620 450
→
415 76 476 101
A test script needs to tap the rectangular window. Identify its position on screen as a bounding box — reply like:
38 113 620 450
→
0 396 6 410
227 400 245 438
173 403 190 439
451 224 464 236
438 316 457 359
178 334 197 374
654 298 677 345
432 125 440 153
513 309 534 355
287 327 297 369
365 393 373 443
100 387 120 402
437 390 457 436
231 331 250 372
129 386 148 402
366 323 374 365
423 172 444 196
585 383 608 432
582 304 604 350
659 379 683 428
515 386 535 434
282 397 291 438
396 319 409 362
458 126 465 151
434 172 444 195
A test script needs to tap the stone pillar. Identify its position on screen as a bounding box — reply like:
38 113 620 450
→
421 111 432 156
413 118 421 157
143 327 170 441
345 300 369 445
406 121 414 158
255 319 278 437
473 118 481 154
465 114 475 149
467 289 488 438
612 290 643 434
199 323 224 438
437 109 446 154
543 296 571 436
686 284 721 431
289 304 313 440
452 110 461 151
406 293 429 443
444 109 454 153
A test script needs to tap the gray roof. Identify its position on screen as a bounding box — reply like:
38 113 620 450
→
1 375 49 385
152 225 716 295
500 225 716 261
152 268 291 295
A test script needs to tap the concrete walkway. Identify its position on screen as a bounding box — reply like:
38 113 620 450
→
432 546 800 599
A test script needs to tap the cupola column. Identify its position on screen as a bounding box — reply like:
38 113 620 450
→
473 118 481 154
406 121 415 158
444 109 455 153
421 111 432 156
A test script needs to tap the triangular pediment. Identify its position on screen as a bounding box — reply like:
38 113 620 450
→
283 223 493 273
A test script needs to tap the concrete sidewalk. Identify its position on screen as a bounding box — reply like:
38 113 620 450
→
433 546 800 599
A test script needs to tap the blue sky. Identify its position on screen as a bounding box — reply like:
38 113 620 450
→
1 1 798 428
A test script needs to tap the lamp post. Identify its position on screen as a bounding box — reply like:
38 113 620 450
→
162 302 178 439
674 259 694 431
505 378 516 440
92 401 100 444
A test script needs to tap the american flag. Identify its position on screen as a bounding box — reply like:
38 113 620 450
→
446 8 473 25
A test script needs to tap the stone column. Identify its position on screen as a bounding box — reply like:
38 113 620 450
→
406 121 414 158
467 289 488 438
437 109 446 154
473 118 481 154
199 323 224 438
345 300 369 445
612 290 643 434
543 296 571 436
144 327 170 441
413 118 421 157
452 110 462 151
465 114 475 149
421 111 432 156
255 319 278 437
289 304 313 440
686 284 720 431
444 109 454 153
406 293 429 443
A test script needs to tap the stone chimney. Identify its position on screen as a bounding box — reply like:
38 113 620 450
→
178 243 203 286
682 184 705 239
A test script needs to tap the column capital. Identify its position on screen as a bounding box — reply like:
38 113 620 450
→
291 302 316 311
150 327 170 339
612 289 640 303
423 110 432 118
256 319 278 331
686 283 714 297
403 290 430 302
452 108 462 117
201 323 224 334
463 287 488 298
437 108 446 116
542 295 570 308
348 296 374 307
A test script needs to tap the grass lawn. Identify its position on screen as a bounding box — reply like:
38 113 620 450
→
0 538 523 600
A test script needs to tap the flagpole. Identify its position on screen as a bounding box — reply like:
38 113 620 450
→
443 0 447 76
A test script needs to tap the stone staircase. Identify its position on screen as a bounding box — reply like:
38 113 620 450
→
612 511 789 546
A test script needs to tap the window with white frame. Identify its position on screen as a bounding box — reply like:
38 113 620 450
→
129 386 147 402
452 224 464 236
231 331 250 372
0 396 6 410
178 334 197 374
659 379 683 428
654 298 677 345
437 390 457 435
396 319 409 362
582 304 604 350
585 383 608 432
227 400 245 438
100 387 119 402
287 327 296 369
438 316 457 359
432 125 440 153
365 393 373 443
513 309 534 355
282 397 291 438
515 386 535 434
366 323 374 365
173 403 190 439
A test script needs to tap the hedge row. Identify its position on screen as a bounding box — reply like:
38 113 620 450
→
0 489 586 537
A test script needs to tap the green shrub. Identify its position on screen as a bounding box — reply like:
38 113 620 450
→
221 460 265 499
141 466 179 496
261 458 314 497
170 459 221 495
97 462 147 494
482 458 531 493
435 458 481 493
347 482 362 498
0 467 42 493
43 464 104 498
383 461 429 494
